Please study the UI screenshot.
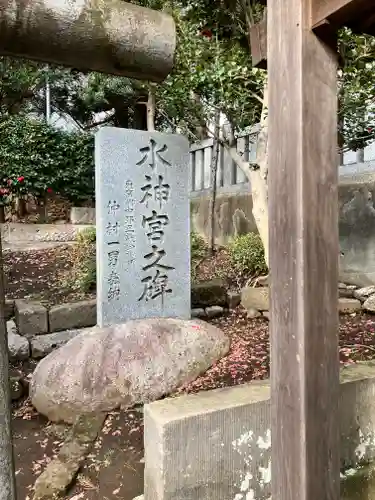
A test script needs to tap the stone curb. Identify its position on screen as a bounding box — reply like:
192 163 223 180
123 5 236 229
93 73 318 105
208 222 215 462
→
241 284 375 317
33 412 107 500
8 280 232 340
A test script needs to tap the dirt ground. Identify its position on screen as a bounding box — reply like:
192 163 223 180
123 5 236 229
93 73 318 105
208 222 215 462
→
13 404 144 500
3 245 94 306
5 246 375 499
11 310 375 500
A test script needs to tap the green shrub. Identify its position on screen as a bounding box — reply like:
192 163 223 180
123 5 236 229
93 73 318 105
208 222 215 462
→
78 255 96 294
69 230 213 291
68 227 96 293
228 232 267 276
77 226 96 244
190 231 207 262
0 115 94 204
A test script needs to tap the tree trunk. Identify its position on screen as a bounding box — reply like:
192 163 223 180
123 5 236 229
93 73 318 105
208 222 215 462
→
147 85 156 132
208 111 221 254
132 103 147 130
16 197 26 218
37 195 48 223
250 80 269 267
190 92 208 140
223 81 269 267
0 207 5 224
0 231 16 500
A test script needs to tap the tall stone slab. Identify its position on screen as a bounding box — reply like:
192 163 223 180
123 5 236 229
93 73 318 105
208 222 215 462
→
96 128 190 327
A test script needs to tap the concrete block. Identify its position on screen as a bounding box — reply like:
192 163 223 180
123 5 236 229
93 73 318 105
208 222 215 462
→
7 320 30 361
144 362 375 500
241 286 269 311
227 291 241 309
31 330 82 359
5 299 14 320
15 300 48 337
49 299 97 332
339 288 355 299
191 308 206 319
70 207 95 225
247 307 262 319
191 280 227 308
338 298 362 314
206 306 224 319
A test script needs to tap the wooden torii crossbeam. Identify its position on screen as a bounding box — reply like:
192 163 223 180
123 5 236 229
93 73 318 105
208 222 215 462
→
251 0 375 67
0 3 176 500
264 0 375 499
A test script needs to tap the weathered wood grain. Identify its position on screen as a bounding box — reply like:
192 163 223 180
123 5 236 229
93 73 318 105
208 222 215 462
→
312 0 374 28
268 0 340 498
0 0 176 81
253 1 375 51
249 14 267 68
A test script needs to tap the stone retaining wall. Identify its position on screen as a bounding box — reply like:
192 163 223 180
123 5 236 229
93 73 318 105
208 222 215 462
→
143 362 375 500
191 171 375 287
241 283 375 318
6 278 375 362
1 223 92 243
6 280 231 361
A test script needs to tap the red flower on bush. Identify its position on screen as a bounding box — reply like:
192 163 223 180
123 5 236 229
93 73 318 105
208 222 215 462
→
7 179 12 186
17 176 24 182
368 127 373 134
47 187 53 193
201 28 213 39
0 188 9 195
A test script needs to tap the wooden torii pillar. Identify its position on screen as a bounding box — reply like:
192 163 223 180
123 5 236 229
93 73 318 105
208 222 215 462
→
250 1 375 499
0 3 176 499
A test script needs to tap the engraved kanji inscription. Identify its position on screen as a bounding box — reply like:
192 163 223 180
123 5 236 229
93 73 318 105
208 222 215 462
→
105 221 120 245
140 175 152 207
124 198 136 213
124 231 136 248
154 175 170 208
142 245 175 272
125 180 134 196
142 211 169 242
107 270 120 301
136 139 171 169
124 215 135 232
108 250 120 268
107 200 120 215
138 269 172 302
140 174 171 208
106 221 119 235
124 180 136 212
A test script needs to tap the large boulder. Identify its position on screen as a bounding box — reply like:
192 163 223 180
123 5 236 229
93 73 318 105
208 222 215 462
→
30 318 230 424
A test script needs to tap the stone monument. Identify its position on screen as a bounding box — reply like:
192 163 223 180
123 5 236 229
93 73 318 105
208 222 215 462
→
96 127 190 327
